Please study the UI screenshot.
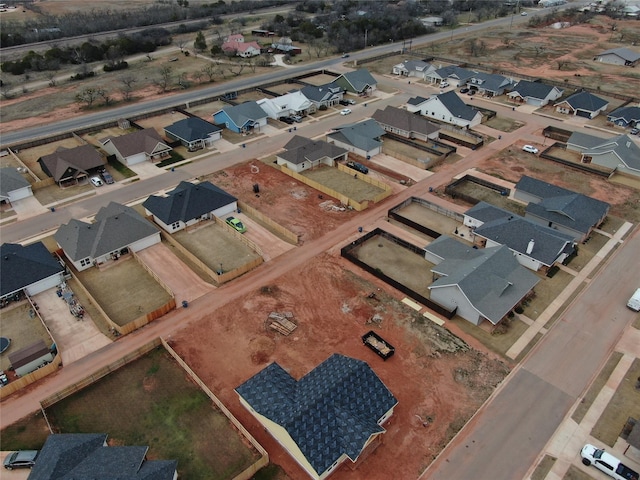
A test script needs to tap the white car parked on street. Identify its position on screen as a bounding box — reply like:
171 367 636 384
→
522 145 539 154
340 108 352 115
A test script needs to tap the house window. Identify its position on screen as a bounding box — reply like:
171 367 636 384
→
80 258 91 267
171 222 180 230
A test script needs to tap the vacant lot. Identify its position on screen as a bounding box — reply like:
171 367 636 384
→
301 164 387 203
45 347 262 480
169 253 510 480
205 161 360 244
74 255 173 326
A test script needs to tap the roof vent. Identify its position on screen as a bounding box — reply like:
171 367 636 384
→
526 239 535 255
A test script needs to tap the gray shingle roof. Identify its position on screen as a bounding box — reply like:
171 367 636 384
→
328 119 385 152
516 176 610 235
0 167 30 197
38 145 105 182
164 117 221 142
0 242 64 297
217 101 268 128
28 433 177 480
568 132 640 170
607 106 640 124
427 236 540 324
143 180 237 225
55 202 159 262
510 80 560 100
598 47 640 63
473 215 576 267
395 60 432 73
101 128 170 157
432 65 475 82
300 82 342 103
236 354 397 477
557 91 608 113
407 96 429 106
435 91 480 121
371 106 440 136
279 136 347 165
467 72 514 93
336 69 377 93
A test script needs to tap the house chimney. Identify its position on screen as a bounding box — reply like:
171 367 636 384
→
526 239 535 255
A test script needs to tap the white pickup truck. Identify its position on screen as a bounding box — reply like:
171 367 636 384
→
627 288 640 312
581 444 639 480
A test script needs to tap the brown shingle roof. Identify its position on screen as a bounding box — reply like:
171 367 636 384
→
372 106 440 136
101 128 170 157
38 144 105 182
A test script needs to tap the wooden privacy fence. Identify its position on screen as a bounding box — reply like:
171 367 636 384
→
161 339 269 480
0 355 62 400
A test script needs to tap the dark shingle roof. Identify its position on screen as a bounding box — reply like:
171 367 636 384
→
38 145 105 182
300 82 342 102
427 236 540 324
516 176 610 235
215 101 267 128
328 119 385 152
28 433 177 480
142 181 237 224
54 202 159 262
467 72 513 93
164 117 221 142
280 136 347 165
432 65 475 82
371 106 440 136
407 96 429 106
568 133 640 170
236 354 397 476
607 106 640 123
557 91 608 113
337 69 377 92
510 80 560 100
0 242 64 297
0 167 30 198
436 91 480 121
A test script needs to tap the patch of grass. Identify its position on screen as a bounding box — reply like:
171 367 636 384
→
530 454 557 480
572 352 623 425
524 268 573 321
45 347 261 479
0 411 51 451
448 315 529 358
157 150 185 168
590 357 640 447
484 116 525 133
563 465 594 480
108 157 136 178
252 463 291 480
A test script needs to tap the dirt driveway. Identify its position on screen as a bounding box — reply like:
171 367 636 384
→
135 242 215 304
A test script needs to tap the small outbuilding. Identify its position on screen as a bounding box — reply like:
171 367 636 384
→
8 339 54 377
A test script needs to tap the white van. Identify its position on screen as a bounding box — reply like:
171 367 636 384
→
627 288 640 312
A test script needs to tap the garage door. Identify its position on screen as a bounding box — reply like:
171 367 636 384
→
576 110 591 118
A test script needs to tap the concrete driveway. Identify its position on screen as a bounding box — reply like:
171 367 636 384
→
0 451 31 479
34 289 112 365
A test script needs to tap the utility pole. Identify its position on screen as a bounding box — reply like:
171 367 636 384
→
364 29 368 49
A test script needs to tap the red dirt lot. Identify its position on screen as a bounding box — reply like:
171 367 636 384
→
205 161 360 244
169 253 510 480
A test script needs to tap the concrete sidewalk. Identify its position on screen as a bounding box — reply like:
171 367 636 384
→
532 326 640 480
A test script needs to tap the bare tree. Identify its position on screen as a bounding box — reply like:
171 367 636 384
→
177 38 187 53
228 62 246 77
0 80 13 99
97 88 111 106
192 70 204 84
119 74 137 101
200 64 216 82
45 71 58 87
76 87 101 107
557 59 570 71
154 65 173 93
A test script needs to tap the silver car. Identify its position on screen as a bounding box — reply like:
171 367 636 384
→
4 450 39 470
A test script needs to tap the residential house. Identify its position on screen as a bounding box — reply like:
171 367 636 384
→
507 80 563 107
9 340 54 377
55 202 161 271
0 242 65 300
236 353 397 480
223 40 262 58
371 106 440 141
594 47 640 66
391 60 434 78
334 69 377 95
421 16 444 26
300 83 343 109
538 0 567 6
272 37 301 55
37 144 105 186
464 72 515 97
164 117 222 151
326 119 385 158
607 105 640 128
276 136 347 173
257 91 315 119
424 65 475 87
100 128 172 166
424 235 540 326
566 132 640 177
554 91 609 118
464 202 576 272
212 101 268 133
28 433 177 480
406 91 483 128
0 167 32 205
514 175 610 242
143 181 238 233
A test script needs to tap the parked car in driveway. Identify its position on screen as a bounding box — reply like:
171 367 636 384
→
4 450 39 470
346 161 368 174
630 128 639 135
580 444 639 480
460 88 470 94
340 108 352 115
522 145 539 154
226 216 246 233
279 116 294 124
90 176 104 187
101 171 114 184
